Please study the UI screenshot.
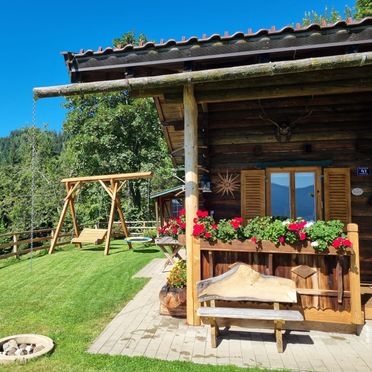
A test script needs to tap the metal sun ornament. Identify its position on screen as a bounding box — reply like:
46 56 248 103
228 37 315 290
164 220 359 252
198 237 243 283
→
216 170 240 198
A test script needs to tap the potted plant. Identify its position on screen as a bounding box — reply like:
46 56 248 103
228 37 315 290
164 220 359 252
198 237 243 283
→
159 260 187 318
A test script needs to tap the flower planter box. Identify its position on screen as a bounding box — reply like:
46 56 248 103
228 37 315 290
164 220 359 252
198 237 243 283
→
178 235 352 255
159 285 186 318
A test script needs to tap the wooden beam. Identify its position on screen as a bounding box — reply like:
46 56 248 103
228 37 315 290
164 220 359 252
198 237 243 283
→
98 180 114 199
33 52 372 99
61 172 152 184
66 182 81 249
49 198 70 254
105 182 118 255
184 83 200 326
348 223 364 327
165 78 372 104
64 181 81 201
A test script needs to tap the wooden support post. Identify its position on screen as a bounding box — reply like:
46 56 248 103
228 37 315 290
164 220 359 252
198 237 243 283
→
115 196 132 250
155 200 160 232
105 182 118 255
49 198 70 254
274 320 284 353
13 234 19 258
66 182 81 249
184 83 200 326
348 223 364 326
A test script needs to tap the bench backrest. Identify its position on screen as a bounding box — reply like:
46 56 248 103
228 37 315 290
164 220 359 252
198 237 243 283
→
197 263 298 304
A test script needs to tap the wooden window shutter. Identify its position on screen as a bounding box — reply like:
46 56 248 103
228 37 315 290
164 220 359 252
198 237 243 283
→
241 170 266 221
324 168 351 225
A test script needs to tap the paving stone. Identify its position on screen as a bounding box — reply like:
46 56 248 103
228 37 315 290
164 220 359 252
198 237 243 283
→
88 258 372 372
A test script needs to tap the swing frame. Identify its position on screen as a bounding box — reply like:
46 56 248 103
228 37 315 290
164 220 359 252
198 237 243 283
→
49 172 153 255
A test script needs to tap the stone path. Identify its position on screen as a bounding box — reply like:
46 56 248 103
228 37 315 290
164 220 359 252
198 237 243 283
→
88 258 372 371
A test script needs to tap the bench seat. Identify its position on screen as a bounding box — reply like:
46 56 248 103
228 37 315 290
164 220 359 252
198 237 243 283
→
197 263 304 352
198 307 304 321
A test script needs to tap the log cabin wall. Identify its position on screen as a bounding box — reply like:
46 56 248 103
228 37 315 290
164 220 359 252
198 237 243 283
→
198 93 372 283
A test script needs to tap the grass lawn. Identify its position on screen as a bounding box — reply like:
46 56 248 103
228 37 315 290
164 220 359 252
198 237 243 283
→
0 241 268 371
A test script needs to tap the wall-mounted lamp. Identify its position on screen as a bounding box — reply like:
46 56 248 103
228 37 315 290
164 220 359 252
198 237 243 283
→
200 173 212 193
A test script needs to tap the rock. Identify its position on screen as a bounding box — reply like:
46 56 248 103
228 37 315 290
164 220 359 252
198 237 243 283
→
19 343 27 350
5 347 17 356
25 345 34 354
33 345 45 353
15 348 27 356
3 339 18 351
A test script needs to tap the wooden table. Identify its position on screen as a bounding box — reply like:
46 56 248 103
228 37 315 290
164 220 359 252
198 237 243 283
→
155 236 183 270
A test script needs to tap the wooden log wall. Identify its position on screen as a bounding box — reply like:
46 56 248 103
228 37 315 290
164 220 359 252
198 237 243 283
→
196 93 372 283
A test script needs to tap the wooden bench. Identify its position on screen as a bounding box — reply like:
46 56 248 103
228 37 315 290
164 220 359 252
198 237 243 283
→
197 263 304 352
71 228 108 245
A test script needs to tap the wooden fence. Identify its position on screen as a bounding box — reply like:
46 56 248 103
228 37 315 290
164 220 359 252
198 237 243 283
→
0 220 156 260
0 228 72 260
96 220 157 236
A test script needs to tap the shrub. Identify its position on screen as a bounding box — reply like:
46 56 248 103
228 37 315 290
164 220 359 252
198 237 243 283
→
167 260 187 288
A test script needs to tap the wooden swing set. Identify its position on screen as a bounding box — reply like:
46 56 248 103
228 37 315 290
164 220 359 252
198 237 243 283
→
49 172 153 255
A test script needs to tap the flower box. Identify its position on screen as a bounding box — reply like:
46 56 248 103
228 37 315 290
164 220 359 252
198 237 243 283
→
178 235 352 255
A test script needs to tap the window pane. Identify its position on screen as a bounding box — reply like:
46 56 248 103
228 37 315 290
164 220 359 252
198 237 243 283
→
295 172 316 221
171 199 183 217
271 173 290 218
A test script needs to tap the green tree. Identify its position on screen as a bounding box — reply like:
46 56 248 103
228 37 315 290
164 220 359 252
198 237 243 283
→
113 31 148 48
355 0 372 18
302 5 352 26
62 93 174 220
0 128 65 231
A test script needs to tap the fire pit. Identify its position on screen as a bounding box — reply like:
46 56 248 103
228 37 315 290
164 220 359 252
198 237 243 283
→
0 334 54 364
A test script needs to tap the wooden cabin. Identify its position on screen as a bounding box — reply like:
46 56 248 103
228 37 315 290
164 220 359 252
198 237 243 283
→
150 186 185 228
36 18 372 329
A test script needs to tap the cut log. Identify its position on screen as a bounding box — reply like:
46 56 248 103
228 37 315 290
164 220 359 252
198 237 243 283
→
197 263 297 303
33 52 372 99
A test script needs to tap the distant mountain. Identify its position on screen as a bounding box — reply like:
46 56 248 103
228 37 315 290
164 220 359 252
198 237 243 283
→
0 128 64 166
271 183 315 220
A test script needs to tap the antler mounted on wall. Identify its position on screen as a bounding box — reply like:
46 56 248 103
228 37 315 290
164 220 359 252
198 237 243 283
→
257 98 314 143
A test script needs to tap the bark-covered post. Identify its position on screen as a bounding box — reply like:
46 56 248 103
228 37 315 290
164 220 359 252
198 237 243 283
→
184 83 200 326
348 223 364 328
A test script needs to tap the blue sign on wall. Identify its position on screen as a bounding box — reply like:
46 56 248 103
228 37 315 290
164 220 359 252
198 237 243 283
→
357 167 370 176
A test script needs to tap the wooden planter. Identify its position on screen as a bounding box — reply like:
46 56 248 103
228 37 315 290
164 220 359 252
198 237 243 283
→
159 285 186 318
200 239 353 255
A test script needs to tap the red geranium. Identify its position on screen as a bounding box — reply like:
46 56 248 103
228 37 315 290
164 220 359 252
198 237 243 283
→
211 224 218 230
204 232 211 238
192 223 205 236
332 237 352 250
196 210 209 218
299 232 307 241
251 236 257 244
230 216 243 230
279 236 285 244
178 209 185 216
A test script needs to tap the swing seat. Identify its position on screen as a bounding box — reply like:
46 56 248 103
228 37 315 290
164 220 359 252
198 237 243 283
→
71 228 108 245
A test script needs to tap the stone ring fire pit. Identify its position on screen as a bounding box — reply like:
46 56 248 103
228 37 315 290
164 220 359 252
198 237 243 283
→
0 334 54 364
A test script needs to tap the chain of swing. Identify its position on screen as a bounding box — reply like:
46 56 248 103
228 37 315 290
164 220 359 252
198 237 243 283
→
29 98 37 271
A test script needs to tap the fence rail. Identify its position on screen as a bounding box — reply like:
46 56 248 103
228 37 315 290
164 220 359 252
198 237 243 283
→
97 220 157 236
0 228 72 260
0 221 156 260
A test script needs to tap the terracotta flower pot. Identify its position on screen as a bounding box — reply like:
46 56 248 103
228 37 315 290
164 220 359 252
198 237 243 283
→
159 285 186 318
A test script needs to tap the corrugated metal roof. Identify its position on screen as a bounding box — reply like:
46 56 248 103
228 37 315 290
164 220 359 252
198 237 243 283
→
62 18 371 58
150 185 184 199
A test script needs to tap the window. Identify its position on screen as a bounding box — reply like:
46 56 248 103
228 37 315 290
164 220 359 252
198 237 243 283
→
267 167 321 220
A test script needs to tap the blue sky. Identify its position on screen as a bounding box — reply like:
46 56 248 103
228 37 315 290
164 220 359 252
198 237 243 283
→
0 0 354 137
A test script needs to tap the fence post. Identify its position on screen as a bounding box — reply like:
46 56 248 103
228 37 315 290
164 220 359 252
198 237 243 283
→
348 223 364 328
13 234 19 258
